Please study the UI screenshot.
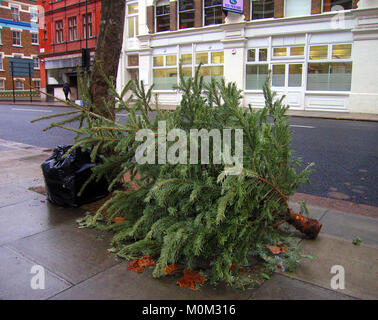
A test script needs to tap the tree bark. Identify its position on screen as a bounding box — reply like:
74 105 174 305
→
89 0 126 118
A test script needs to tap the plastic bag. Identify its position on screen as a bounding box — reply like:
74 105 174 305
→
41 145 109 207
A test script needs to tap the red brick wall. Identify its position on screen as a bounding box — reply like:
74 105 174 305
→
0 0 40 92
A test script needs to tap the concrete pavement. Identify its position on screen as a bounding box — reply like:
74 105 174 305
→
0 139 377 300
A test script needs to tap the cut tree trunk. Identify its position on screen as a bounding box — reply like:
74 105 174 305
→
89 0 126 118
287 208 322 239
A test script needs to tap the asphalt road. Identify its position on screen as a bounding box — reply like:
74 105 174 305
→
0 104 377 207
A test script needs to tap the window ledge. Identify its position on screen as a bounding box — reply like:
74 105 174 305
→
12 45 23 47
305 91 351 95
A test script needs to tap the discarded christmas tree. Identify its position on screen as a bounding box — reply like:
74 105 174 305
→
33 66 321 288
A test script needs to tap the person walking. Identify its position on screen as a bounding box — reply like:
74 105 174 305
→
63 82 71 101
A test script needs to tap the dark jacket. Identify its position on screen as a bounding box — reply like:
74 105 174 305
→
63 83 71 94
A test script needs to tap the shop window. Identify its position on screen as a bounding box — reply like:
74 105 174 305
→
31 33 38 45
310 45 328 60
288 64 302 87
155 0 170 32
204 0 223 26
153 55 178 90
290 46 304 56
246 64 269 90
307 62 352 91
179 0 195 29
83 13 93 38
273 47 287 57
251 0 274 20
259 48 268 61
55 20 64 43
68 17 78 41
196 51 224 82
332 44 352 59
180 53 192 65
127 2 139 38
12 31 21 46
285 0 311 17
272 64 285 87
247 49 256 62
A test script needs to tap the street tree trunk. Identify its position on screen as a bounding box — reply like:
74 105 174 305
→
89 0 126 118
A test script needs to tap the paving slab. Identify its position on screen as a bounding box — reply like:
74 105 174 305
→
250 274 355 300
0 246 71 300
0 184 37 208
51 261 254 300
287 234 378 300
320 209 378 246
0 196 84 245
6 224 121 285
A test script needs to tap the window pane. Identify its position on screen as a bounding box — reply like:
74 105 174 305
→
156 15 170 32
246 64 269 90
204 7 223 26
259 48 268 61
153 68 177 90
181 67 192 78
330 0 353 10
180 0 195 10
153 56 164 67
273 47 287 57
180 53 192 65
329 62 352 91
252 0 274 20
128 55 139 66
179 11 195 29
307 62 351 91
128 17 135 37
290 46 304 56
310 45 328 60
128 3 138 14
211 66 223 77
288 64 302 87
285 0 311 17
332 44 352 59
166 55 177 66
196 52 208 64
211 51 224 64
247 49 255 62
272 64 285 87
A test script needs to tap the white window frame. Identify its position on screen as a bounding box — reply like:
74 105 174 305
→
152 54 178 91
126 1 139 38
194 50 224 81
12 30 22 46
307 42 353 92
15 79 24 90
55 20 64 43
31 32 39 45
203 0 223 26
0 53 3 70
250 0 275 21
155 0 170 33
33 56 40 69
178 0 195 29
68 16 78 41
0 78 5 91
245 47 270 91
83 13 93 38
11 5 20 22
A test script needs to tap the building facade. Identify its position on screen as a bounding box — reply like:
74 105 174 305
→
0 0 40 101
38 0 101 101
117 0 378 114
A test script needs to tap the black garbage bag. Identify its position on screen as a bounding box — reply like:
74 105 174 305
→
41 145 109 207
